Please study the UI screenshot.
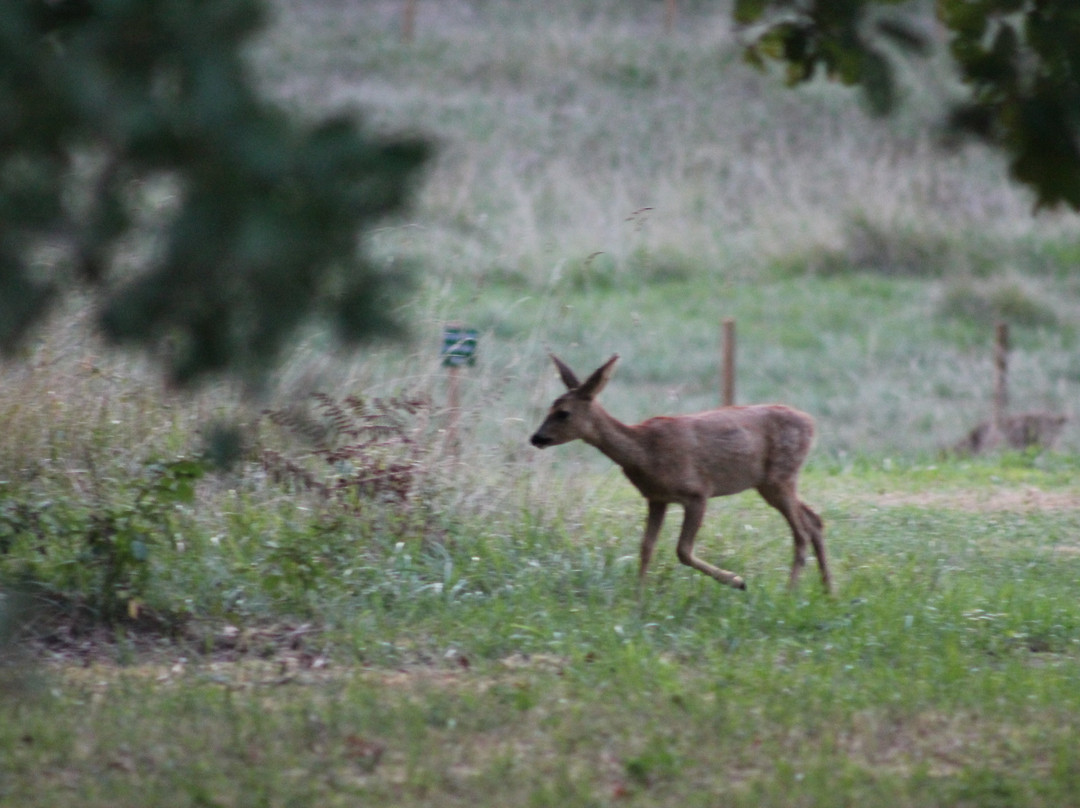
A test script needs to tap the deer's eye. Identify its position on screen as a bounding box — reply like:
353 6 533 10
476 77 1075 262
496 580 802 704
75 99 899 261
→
553 410 571 421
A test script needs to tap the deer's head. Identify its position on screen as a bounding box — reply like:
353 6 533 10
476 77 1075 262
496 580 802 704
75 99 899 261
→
530 354 618 448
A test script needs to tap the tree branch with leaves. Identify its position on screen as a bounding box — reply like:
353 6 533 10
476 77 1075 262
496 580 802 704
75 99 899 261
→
0 0 429 385
735 0 1080 210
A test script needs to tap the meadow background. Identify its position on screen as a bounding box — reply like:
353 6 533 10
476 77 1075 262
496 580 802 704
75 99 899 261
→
2 1 1080 806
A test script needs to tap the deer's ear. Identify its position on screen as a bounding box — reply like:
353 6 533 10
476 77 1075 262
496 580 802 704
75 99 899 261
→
577 354 619 400
550 354 580 390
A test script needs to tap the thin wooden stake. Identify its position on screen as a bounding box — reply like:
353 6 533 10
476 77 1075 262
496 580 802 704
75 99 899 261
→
993 321 1009 430
446 364 461 454
403 0 416 42
721 317 736 407
664 0 677 32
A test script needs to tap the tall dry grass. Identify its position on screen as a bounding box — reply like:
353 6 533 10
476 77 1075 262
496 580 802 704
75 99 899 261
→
3 0 1078 498
255 0 1078 284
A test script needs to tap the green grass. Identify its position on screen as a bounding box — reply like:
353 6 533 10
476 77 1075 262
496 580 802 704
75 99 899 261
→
4 459 1080 806
4 0 1080 805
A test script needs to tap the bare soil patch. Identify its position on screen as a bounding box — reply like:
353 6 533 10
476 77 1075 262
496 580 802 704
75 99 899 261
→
868 487 1080 513
4 590 325 673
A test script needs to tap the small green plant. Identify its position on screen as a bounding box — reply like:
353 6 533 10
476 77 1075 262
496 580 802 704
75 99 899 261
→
624 737 682 788
0 459 204 623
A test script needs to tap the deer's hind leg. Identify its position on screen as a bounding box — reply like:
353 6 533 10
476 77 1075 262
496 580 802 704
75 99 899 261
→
757 482 831 594
639 500 667 581
800 502 831 592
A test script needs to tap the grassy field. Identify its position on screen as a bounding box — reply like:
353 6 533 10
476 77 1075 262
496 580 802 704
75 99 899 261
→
4 458 1080 807
3 1 1080 806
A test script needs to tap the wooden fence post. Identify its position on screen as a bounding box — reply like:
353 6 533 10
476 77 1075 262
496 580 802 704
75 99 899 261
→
446 364 461 451
664 0 677 32
440 324 478 456
403 0 416 42
993 321 1009 431
721 317 736 407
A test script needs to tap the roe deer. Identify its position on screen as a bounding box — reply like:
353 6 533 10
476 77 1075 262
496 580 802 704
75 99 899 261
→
529 354 831 593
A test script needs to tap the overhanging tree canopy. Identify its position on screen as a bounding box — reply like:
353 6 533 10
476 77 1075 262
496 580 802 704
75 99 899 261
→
735 0 1080 210
0 0 428 385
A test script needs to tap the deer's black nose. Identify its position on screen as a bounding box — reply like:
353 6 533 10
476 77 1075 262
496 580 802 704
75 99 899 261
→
530 433 552 448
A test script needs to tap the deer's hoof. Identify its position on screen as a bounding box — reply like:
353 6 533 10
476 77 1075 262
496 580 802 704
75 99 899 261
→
733 577 746 591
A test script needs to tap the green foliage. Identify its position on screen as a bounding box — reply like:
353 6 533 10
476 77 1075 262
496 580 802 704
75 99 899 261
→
939 278 1059 329
0 459 203 622
941 0 1080 209
0 0 428 385
555 247 698 293
737 0 921 115
769 215 954 278
736 0 1080 210
5 459 1080 806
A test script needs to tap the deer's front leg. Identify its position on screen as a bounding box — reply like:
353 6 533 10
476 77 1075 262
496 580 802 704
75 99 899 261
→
639 500 667 580
675 497 746 590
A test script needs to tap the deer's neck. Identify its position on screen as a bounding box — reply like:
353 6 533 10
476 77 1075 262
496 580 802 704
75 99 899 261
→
584 406 648 470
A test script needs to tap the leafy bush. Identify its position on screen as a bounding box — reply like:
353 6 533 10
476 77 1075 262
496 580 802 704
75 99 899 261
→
939 280 1059 329
0 459 203 623
770 216 954 279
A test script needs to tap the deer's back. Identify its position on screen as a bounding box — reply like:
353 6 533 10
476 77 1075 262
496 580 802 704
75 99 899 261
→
626 404 815 500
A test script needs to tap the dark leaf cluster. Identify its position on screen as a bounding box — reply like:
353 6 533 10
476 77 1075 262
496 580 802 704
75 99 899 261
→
735 0 1080 210
0 0 429 384
940 0 1080 209
736 0 921 116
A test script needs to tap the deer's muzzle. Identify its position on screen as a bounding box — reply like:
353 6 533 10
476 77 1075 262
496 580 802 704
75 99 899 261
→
530 433 553 448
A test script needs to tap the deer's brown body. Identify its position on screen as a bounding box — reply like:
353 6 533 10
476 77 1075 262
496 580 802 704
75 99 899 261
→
530 354 831 593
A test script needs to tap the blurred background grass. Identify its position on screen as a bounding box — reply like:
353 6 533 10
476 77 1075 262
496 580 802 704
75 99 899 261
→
5 0 1077 477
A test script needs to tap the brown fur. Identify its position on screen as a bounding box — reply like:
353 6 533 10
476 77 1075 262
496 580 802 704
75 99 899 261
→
530 354 831 593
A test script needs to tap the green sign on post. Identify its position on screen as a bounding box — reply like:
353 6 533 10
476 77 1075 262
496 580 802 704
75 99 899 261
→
441 325 478 368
